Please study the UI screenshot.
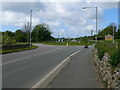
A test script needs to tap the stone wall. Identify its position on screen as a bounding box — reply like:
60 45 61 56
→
93 49 120 89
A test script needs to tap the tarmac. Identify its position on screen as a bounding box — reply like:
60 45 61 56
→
48 47 99 88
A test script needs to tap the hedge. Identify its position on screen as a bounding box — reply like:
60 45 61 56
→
1 45 38 54
95 43 119 67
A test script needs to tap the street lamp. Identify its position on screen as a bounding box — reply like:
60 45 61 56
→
29 10 32 47
113 25 115 44
82 7 98 43
29 9 39 47
118 1 120 50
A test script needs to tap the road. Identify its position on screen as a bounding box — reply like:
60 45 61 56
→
49 47 97 88
2 44 88 88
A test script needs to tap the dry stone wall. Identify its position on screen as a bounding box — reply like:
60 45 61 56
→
93 49 120 89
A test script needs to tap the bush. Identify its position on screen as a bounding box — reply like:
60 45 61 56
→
109 50 120 67
95 42 120 67
98 49 105 60
0 32 2 45
95 43 105 60
2 35 16 45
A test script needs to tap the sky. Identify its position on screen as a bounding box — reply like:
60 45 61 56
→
1 1 119 38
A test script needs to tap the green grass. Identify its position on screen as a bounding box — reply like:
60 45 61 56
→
33 39 119 46
16 42 28 44
0 45 38 54
42 41 93 46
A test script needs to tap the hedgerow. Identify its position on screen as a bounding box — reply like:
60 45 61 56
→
1 45 38 54
95 42 119 67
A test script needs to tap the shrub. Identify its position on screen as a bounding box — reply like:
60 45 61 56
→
109 50 120 67
2 35 16 45
95 42 120 67
98 49 105 60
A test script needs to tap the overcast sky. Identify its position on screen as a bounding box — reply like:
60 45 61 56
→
1 1 118 38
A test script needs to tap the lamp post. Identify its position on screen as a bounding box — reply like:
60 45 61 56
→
113 25 115 44
82 7 98 43
29 10 32 47
37 29 38 43
118 1 120 51
111 23 115 44
111 23 116 44
29 9 39 47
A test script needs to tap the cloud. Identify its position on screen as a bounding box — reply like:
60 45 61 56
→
1 2 117 37
2 2 47 14
96 2 118 9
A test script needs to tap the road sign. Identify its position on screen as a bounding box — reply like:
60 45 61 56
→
105 35 113 40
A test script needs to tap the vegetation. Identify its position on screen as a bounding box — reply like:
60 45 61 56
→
42 41 93 46
32 23 54 42
98 25 116 39
109 50 120 67
95 42 119 67
1 22 120 60
15 30 27 42
2 23 54 46
0 32 2 45
2 31 16 45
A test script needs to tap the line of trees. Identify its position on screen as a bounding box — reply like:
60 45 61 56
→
97 24 119 40
75 23 120 41
1 23 55 45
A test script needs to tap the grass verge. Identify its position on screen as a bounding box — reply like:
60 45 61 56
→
42 41 93 46
0 45 38 54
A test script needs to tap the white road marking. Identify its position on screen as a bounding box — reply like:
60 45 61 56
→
31 50 82 88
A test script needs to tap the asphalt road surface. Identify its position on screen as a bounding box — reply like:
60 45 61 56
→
49 47 97 88
2 44 89 88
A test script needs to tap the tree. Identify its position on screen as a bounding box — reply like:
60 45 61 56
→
98 25 117 39
0 32 2 45
22 22 30 43
2 31 16 45
3 30 15 37
22 22 30 32
15 30 27 42
32 23 54 42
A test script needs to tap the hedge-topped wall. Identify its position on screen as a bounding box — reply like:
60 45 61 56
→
93 49 120 88
2 44 30 50
95 43 120 67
